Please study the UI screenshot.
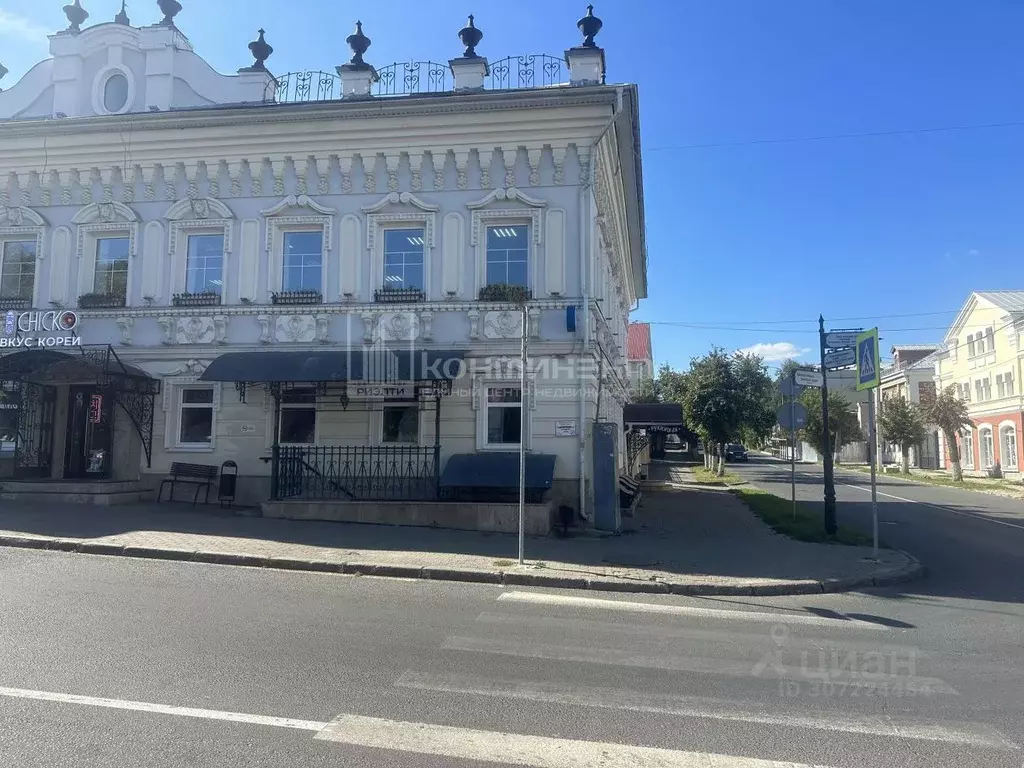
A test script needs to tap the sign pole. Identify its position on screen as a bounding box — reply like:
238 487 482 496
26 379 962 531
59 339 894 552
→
790 371 797 520
868 393 879 559
518 305 528 566
818 316 838 535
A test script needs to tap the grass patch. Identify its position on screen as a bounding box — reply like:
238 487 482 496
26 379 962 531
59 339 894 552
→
691 467 746 486
731 487 877 547
491 559 513 568
844 465 1024 496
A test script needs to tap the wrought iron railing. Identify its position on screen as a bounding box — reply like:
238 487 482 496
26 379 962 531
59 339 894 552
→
272 445 440 501
626 431 650 476
487 55 565 91
266 54 567 104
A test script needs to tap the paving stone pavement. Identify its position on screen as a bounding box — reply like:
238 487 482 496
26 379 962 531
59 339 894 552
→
0 472 921 594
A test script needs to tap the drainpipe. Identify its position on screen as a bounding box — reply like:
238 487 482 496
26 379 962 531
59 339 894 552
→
578 87 623 521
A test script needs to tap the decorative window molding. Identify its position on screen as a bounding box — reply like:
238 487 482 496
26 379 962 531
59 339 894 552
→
164 198 235 297
262 196 335 299
362 191 440 214
75 209 139 305
0 207 47 307
92 65 137 116
466 187 547 211
470 361 536 451
471 212 539 296
161 375 222 452
72 202 139 225
366 211 436 300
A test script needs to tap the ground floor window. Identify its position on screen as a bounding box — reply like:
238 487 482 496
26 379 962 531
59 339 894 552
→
279 388 317 444
1000 425 1018 470
486 386 522 446
177 387 214 448
961 429 974 469
382 400 419 444
0 381 18 454
979 427 994 469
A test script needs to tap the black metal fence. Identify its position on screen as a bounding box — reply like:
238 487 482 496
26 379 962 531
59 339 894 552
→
271 445 440 501
487 55 564 90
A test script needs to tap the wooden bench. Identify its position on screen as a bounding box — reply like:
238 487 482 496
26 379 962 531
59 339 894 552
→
158 462 219 505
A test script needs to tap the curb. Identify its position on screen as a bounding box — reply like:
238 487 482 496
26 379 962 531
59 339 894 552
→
0 535 926 597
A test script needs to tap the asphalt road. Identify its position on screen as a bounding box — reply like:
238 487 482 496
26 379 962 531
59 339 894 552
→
0 527 1022 766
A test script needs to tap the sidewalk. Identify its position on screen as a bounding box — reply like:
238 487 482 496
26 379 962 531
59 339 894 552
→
0 477 921 595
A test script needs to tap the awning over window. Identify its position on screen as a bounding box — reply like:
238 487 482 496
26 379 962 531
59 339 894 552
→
0 346 155 389
440 452 557 490
199 349 468 384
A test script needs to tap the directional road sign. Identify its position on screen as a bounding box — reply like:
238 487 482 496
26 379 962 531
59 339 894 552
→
825 332 859 349
824 348 856 369
856 327 880 391
794 368 824 387
777 402 808 431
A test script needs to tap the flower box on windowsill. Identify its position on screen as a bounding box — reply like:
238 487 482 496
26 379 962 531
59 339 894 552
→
374 287 426 304
271 290 323 306
77 293 126 309
172 291 222 307
478 283 532 303
0 297 31 311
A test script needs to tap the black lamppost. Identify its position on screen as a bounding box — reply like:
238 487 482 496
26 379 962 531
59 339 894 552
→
818 315 837 535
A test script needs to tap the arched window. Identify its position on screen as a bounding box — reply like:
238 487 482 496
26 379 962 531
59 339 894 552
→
999 424 1018 470
978 426 995 469
960 429 974 469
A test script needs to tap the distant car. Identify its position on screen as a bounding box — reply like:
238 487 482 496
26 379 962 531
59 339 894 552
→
725 444 748 462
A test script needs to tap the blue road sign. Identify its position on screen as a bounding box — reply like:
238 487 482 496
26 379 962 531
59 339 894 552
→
856 328 880 391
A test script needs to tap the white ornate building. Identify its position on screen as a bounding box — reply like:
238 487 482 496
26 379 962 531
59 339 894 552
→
0 3 646 527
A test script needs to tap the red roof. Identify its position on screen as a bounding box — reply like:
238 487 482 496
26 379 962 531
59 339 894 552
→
626 323 652 362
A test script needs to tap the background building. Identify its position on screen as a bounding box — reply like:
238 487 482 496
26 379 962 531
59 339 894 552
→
878 344 941 469
0 5 647 527
626 322 653 395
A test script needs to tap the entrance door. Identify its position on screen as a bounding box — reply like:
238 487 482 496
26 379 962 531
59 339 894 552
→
64 386 114 479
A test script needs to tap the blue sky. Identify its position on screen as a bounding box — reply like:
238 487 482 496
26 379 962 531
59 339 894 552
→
2 1 1023 372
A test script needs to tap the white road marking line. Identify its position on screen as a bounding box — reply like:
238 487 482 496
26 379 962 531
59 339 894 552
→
316 711 837 768
498 591 892 629
840 484 1024 531
396 670 1016 750
441 636 956 693
0 686 326 731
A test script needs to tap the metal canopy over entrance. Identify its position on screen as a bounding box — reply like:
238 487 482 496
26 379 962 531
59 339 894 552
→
0 345 160 476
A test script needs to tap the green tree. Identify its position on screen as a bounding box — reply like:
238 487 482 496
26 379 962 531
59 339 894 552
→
799 389 862 461
680 348 740 475
925 385 972 482
632 377 660 404
878 395 928 473
733 353 776 447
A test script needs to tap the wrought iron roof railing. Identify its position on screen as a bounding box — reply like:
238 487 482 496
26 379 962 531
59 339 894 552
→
265 54 568 105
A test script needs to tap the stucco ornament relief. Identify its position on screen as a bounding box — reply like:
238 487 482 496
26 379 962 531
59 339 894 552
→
483 310 523 339
276 315 317 343
176 316 215 345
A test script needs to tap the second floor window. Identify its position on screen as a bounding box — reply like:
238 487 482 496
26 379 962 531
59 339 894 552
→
383 229 425 291
485 226 528 287
282 232 323 292
186 234 225 294
0 241 36 301
94 238 130 302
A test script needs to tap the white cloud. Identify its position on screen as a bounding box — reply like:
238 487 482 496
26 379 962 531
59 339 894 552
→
736 341 810 362
967 248 980 257
0 9 51 43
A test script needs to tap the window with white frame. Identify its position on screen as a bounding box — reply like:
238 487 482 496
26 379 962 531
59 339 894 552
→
984 327 995 353
961 429 974 468
281 231 324 293
1000 424 1018 470
485 226 529 287
486 386 522 446
177 387 215 448
94 237 130 302
967 333 976 357
185 234 225 295
979 426 994 468
381 399 420 444
0 240 36 302
382 228 425 292
959 382 971 403
279 388 317 444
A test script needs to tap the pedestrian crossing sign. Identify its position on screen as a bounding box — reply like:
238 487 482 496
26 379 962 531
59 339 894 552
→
856 327 880 391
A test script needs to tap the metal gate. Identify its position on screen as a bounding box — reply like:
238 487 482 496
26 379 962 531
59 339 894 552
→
13 382 57 479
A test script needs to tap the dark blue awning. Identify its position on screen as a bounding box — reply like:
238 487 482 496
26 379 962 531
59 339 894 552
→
440 453 556 490
200 349 467 384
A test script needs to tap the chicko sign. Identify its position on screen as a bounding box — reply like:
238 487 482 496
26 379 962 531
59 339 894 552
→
1 310 81 349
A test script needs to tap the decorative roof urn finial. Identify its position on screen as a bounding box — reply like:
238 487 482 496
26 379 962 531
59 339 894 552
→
63 0 89 33
248 29 273 71
458 14 483 58
158 0 182 26
0 62 8 86
577 4 602 48
346 21 371 66
114 1 130 25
